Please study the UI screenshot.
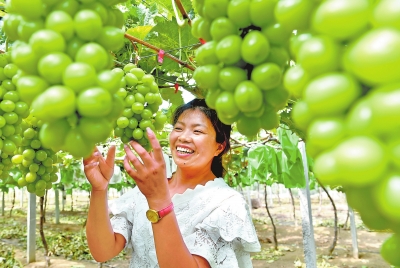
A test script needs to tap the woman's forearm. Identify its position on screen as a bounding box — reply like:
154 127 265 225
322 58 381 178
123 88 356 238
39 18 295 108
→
86 190 125 262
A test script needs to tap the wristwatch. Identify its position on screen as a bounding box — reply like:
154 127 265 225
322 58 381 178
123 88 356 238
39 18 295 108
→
146 202 174 223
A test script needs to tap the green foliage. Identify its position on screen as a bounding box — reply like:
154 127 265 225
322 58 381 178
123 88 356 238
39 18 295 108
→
248 145 278 185
0 219 26 240
41 226 128 261
278 128 306 188
236 127 309 189
0 0 5 20
0 168 21 192
0 242 23 268
160 87 184 111
45 230 91 260
130 0 193 21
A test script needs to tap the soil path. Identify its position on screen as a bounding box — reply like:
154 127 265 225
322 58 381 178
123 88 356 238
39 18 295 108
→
3 189 393 268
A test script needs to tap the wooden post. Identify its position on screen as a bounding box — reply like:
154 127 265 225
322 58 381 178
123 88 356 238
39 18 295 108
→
55 189 60 224
27 193 36 263
349 206 359 259
298 141 317 268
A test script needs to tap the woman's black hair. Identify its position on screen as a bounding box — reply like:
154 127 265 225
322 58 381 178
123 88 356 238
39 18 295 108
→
171 98 231 177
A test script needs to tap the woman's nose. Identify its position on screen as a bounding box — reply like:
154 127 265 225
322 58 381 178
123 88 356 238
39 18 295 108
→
178 131 191 142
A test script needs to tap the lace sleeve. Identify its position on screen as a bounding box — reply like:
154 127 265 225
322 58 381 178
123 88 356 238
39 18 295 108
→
184 194 261 268
108 189 137 250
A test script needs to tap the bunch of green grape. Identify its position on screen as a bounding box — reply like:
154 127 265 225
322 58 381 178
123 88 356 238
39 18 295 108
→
11 115 60 197
191 0 290 137
3 0 126 159
0 54 30 181
112 63 167 150
281 0 400 265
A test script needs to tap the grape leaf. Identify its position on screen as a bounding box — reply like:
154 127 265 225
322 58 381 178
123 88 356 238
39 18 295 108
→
132 0 193 20
126 25 154 43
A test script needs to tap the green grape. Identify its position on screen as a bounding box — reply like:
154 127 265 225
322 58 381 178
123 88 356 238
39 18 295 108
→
249 0 277 27
193 65 220 89
251 62 282 90
73 9 102 41
4 0 124 159
203 0 229 20
45 10 74 40
311 0 370 40
210 17 238 42
218 67 247 91
227 0 252 28
195 41 219 66
381 234 400 266
189 0 285 140
297 35 340 77
234 81 263 113
215 91 240 119
215 35 242 65
236 114 261 137
112 65 166 148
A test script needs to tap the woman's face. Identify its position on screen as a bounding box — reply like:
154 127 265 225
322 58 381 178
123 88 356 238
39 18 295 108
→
169 108 224 171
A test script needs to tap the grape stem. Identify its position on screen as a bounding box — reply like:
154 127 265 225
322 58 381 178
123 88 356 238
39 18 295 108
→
124 33 195 71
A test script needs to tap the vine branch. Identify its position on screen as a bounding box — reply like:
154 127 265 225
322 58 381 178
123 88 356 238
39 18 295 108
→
124 33 195 71
317 179 338 256
264 185 278 250
230 134 281 149
174 0 192 26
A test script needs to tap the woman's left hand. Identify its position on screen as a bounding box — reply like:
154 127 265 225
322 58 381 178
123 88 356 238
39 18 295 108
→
123 128 171 208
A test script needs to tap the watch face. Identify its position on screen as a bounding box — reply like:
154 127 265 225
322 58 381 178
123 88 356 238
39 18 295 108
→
146 210 159 223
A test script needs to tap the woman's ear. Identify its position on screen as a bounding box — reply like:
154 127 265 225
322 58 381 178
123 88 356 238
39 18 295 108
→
215 141 226 156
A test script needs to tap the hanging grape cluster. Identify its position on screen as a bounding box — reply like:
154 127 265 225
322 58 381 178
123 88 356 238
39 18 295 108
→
3 0 126 159
191 0 290 137
0 53 30 181
111 63 167 150
281 0 400 265
11 115 60 197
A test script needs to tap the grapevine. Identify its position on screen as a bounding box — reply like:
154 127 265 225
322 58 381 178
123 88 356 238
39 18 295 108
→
281 0 400 266
112 63 167 150
11 115 60 197
191 0 289 138
0 53 30 183
3 0 126 159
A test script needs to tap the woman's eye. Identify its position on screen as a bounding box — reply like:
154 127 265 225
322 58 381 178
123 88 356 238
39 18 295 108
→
194 130 203 133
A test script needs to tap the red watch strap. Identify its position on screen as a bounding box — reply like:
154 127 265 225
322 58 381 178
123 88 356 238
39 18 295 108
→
158 202 174 218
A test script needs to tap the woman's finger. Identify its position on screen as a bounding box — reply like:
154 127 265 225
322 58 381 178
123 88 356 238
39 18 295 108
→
124 143 144 171
128 140 153 166
83 150 101 166
83 147 99 164
145 128 164 163
105 145 116 167
124 156 138 180
83 161 99 171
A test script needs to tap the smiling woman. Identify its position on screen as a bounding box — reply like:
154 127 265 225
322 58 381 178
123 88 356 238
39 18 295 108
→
83 98 261 268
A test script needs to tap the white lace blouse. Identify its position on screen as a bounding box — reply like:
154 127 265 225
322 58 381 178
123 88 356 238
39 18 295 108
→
109 178 261 268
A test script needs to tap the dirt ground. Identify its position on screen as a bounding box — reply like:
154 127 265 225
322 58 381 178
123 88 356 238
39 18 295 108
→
2 188 394 268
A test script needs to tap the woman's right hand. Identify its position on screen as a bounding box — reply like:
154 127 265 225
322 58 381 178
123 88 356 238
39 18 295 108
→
83 146 116 191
